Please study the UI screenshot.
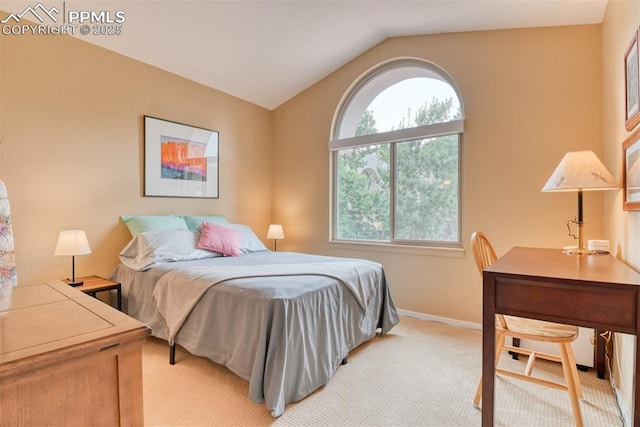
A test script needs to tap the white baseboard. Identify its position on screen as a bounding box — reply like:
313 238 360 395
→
397 309 481 330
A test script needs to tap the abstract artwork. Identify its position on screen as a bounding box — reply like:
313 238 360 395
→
144 116 219 198
161 136 207 181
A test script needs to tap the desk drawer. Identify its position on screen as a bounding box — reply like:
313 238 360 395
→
495 277 637 334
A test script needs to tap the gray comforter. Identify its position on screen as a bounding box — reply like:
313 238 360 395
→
112 251 399 417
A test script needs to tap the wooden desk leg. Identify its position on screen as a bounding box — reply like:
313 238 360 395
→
482 274 496 426
509 338 520 360
595 329 606 379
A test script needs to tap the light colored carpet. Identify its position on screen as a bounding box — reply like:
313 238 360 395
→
142 316 622 426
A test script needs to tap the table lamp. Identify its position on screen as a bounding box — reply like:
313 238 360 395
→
54 230 91 286
266 224 285 252
542 150 618 255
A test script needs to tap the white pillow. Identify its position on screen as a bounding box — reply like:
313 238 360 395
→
119 229 221 271
223 223 269 254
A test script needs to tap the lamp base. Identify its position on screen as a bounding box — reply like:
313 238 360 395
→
563 247 596 255
65 279 84 287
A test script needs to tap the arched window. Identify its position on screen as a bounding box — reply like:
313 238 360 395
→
330 58 464 246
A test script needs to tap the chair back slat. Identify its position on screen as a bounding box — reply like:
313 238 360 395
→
471 231 506 328
471 231 497 274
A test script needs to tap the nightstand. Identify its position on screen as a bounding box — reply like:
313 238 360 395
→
70 275 122 311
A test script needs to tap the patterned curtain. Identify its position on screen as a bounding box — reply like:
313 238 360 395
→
0 180 16 288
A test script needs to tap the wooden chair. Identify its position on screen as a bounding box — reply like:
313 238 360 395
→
471 231 584 427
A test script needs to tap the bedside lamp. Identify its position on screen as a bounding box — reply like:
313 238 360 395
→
266 224 285 252
54 230 91 286
542 151 619 255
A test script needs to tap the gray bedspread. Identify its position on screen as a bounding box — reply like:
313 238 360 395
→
112 251 399 417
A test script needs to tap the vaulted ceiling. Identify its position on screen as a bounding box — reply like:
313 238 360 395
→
2 0 609 109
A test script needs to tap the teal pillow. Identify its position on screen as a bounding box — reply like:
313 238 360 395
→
121 215 189 237
183 215 229 231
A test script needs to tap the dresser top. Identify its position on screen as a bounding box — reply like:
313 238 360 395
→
0 280 149 368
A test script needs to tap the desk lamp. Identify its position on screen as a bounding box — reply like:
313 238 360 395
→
54 230 91 286
542 151 618 255
267 224 284 252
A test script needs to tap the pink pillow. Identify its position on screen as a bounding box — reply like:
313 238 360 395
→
197 222 242 257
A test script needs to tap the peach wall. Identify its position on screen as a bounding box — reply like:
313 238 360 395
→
273 25 604 324
0 9 627 417
0 29 273 284
0 17 606 327
602 0 640 422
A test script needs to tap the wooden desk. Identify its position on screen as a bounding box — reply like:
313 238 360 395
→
482 247 640 426
0 280 150 425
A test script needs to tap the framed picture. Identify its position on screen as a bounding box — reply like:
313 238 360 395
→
623 127 640 210
625 28 640 131
144 116 219 198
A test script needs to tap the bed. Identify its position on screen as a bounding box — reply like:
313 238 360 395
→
111 218 399 417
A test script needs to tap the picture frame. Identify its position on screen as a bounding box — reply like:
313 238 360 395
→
625 28 640 131
623 127 640 211
144 116 219 198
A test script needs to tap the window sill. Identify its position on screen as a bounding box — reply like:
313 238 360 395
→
328 240 464 258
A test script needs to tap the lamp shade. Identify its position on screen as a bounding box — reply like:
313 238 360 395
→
542 150 619 192
54 230 91 256
266 224 285 240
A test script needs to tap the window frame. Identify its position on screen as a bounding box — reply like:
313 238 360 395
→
329 57 465 248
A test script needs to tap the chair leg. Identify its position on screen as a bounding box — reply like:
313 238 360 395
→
559 343 584 427
473 378 482 408
494 332 506 365
474 331 506 408
565 343 584 399
525 352 537 376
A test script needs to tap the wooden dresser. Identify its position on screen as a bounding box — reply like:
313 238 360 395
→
0 280 150 426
